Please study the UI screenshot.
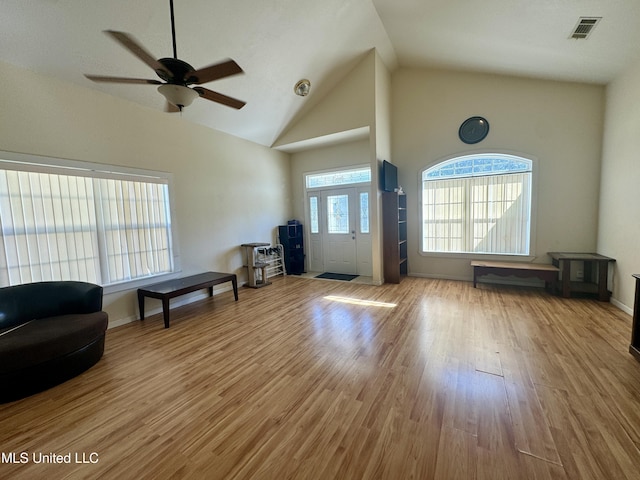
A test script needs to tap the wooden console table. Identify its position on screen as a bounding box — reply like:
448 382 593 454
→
548 252 615 301
138 272 238 328
630 274 640 362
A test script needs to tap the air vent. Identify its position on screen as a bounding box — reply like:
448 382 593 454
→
570 17 601 39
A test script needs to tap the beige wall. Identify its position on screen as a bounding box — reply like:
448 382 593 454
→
0 61 291 327
392 68 605 281
598 60 640 311
273 52 375 149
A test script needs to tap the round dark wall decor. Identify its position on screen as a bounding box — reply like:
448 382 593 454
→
458 116 489 144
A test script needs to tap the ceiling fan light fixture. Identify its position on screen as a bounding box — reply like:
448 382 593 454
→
157 84 199 108
294 79 311 97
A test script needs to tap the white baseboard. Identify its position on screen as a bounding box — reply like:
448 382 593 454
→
611 297 633 316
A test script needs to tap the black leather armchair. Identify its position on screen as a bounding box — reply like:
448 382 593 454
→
0 281 108 403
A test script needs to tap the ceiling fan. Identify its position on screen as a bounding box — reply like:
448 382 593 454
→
84 0 246 112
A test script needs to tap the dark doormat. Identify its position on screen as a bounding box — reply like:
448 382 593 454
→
315 272 359 281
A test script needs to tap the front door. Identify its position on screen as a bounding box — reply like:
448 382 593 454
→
322 188 357 274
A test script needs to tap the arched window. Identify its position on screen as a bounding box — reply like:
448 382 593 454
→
421 153 533 255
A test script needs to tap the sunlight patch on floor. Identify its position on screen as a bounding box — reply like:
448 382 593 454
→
323 295 396 308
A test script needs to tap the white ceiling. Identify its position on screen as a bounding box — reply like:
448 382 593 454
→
1 0 639 147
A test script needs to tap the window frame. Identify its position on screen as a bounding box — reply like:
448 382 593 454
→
0 151 181 294
419 151 537 261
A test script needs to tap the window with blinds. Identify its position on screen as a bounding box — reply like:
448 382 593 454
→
421 154 533 255
0 153 175 287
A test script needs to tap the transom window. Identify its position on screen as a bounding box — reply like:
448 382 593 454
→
421 153 533 255
305 167 371 189
0 153 176 287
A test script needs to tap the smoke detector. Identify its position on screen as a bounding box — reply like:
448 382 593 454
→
294 79 311 97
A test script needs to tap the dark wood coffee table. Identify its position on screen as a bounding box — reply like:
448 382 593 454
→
137 272 238 328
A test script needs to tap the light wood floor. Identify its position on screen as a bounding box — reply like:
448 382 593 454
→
2 276 640 479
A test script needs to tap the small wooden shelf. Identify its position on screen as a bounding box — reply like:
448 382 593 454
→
241 243 279 288
566 281 600 295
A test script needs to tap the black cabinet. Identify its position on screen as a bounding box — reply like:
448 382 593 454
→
278 224 305 275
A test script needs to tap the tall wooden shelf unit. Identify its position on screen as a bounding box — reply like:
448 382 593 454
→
382 191 408 283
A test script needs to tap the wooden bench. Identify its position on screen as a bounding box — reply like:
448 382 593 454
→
471 260 559 290
138 271 238 328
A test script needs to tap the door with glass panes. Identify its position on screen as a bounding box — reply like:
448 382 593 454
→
307 187 371 275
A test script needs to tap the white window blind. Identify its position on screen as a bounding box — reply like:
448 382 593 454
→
0 169 100 285
96 178 173 284
0 156 174 287
422 154 533 255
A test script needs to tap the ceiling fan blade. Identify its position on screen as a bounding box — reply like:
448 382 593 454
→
104 30 172 79
187 59 243 85
193 87 246 109
84 74 162 85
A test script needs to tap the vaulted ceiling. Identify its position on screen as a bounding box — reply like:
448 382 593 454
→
1 0 638 147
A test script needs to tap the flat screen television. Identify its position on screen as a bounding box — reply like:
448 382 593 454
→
382 160 398 192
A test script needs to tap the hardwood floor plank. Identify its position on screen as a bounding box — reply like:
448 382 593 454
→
596 365 640 443
433 426 477 480
501 347 562 465
474 370 515 453
447 354 479 435
504 380 562 465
